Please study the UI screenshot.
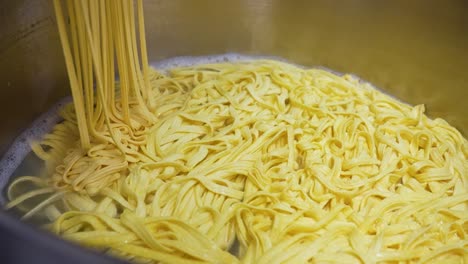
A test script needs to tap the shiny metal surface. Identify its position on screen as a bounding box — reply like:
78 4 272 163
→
0 0 467 262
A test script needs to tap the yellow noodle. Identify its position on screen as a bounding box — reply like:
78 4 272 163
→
4 0 468 263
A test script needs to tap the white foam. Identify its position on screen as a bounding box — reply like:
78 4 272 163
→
150 53 352 82
0 97 71 204
150 53 294 73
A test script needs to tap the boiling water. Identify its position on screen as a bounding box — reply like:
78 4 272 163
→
0 97 70 204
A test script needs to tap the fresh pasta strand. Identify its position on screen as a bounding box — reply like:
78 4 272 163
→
5 0 468 263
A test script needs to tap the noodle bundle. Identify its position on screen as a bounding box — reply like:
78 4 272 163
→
5 0 467 263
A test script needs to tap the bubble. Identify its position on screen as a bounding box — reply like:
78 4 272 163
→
150 53 296 74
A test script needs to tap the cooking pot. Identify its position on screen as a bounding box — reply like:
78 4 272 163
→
0 0 467 263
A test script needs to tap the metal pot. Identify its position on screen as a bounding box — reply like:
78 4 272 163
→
0 0 467 263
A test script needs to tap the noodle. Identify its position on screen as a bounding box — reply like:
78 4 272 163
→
5 0 468 263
